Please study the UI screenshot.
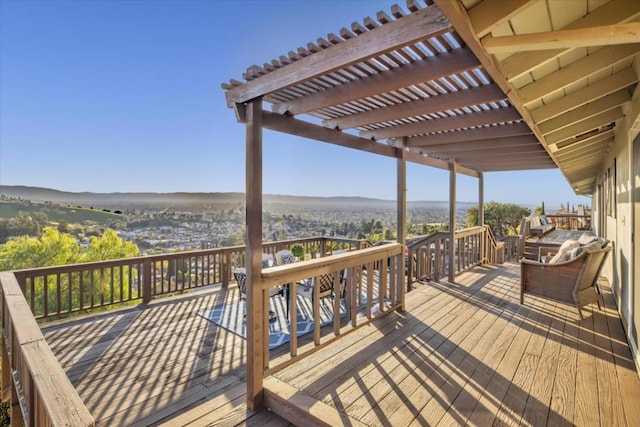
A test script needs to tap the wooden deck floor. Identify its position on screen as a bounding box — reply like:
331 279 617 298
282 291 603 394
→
42 262 640 426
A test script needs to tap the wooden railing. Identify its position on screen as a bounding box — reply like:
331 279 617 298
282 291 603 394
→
499 235 523 261
406 226 500 287
11 236 364 321
261 243 404 373
546 213 592 231
0 272 93 426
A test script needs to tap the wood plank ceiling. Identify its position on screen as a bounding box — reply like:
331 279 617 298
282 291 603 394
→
222 0 640 195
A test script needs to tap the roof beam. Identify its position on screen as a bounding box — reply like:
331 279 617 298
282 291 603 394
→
360 107 521 140
530 68 638 124
272 48 479 116
322 83 505 130
407 122 532 147
554 128 615 150
447 150 550 161
557 144 611 162
545 107 623 145
224 6 451 107
468 0 536 38
483 22 640 54
415 134 538 153
519 44 640 105
538 90 631 135
498 0 640 81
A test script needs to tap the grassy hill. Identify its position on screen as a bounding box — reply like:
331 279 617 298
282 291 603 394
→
0 185 477 211
0 201 123 225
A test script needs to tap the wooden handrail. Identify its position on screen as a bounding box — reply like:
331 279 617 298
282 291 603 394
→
1 272 93 426
9 236 366 321
258 244 404 374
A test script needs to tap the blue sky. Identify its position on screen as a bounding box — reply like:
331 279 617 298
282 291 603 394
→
0 0 590 208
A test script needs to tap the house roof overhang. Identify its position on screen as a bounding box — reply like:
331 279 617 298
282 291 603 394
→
222 0 640 194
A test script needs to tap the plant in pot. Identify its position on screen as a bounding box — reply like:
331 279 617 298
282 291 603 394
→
290 243 305 261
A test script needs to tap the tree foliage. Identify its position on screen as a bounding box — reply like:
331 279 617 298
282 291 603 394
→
0 228 139 271
467 202 531 236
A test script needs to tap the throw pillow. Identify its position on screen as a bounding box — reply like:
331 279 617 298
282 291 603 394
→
559 239 579 252
570 247 584 259
578 233 598 246
549 249 570 263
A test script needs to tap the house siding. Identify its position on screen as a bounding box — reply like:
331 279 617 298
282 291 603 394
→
594 84 640 377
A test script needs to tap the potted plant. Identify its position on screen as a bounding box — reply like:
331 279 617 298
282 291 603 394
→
290 243 305 261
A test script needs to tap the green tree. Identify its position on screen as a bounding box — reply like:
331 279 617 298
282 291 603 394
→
85 229 139 261
467 202 531 236
0 227 81 271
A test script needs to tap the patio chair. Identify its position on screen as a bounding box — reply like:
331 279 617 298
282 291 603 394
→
520 242 611 319
232 268 284 320
275 249 345 319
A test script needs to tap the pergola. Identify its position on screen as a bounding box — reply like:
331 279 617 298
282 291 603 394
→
222 0 640 410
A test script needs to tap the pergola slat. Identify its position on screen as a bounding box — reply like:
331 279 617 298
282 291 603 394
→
407 122 532 147
271 48 479 116
322 83 505 130
225 5 452 107
416 134 538 153
361 107 521 140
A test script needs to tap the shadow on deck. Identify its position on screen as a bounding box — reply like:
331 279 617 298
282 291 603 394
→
42 262 640 426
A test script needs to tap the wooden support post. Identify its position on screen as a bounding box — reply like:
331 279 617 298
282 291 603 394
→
245 98 265 411
397 141 407 310
478 172 485 263
449 161 457 283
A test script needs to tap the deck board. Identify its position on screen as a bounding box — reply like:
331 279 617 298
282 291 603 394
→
269 262 640 426
41 262 640 426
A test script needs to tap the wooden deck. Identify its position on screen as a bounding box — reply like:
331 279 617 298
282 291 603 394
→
42 262 640 426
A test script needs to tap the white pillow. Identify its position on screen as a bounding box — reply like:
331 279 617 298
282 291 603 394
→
559 239 579 252
578 234 598 246
549 249 570 263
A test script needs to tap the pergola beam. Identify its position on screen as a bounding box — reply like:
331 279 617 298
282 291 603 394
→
263 111 480 177
322 83 504 130
361 107 521 140
225 6 451 107
407 122 532 147
272 48 479 116
483 22 640 54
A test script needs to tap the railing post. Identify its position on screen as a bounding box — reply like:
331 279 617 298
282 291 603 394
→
142 258 152 303
221 251 229 288
320 239 326 258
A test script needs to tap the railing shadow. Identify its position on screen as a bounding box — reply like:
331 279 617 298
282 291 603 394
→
43 284 253 425
273 262 634 425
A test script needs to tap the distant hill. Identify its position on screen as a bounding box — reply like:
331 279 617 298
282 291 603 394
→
0 185 477 211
